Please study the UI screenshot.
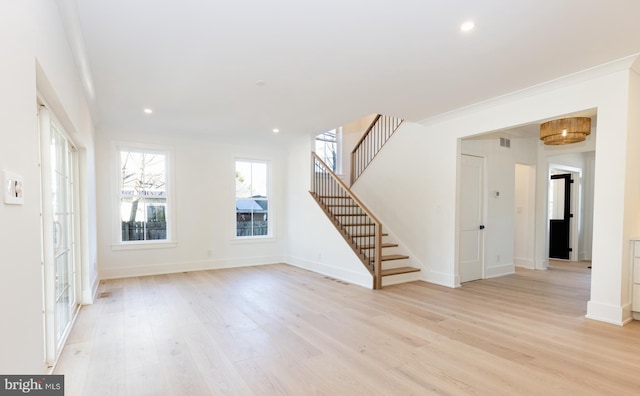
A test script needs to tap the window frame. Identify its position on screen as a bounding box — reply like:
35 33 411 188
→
112 142 176 250
234 158 272 240
314 127 342 174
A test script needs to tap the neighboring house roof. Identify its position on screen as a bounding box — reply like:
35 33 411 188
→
236 199 266 212
252 196 269 211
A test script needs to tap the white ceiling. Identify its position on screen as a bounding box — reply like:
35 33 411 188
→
70 0 640 140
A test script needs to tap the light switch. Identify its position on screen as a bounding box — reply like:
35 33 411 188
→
3 170 24 205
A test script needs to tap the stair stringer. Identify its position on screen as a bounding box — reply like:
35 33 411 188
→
375 226 424 287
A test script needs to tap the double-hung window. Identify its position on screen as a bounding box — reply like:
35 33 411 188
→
235 159 270 237
118 147 171 243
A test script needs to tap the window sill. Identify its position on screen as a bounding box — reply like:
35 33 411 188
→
111 241 177 251
232 236 277 244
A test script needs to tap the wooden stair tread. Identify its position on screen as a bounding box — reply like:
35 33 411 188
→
318 195 350 199
310 189 418 288
360 243 398 249
381 267 421 276
350 232 388 237
380 254 409 261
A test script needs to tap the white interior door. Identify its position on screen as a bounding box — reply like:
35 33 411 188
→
459 154 484 283
39 106 78 366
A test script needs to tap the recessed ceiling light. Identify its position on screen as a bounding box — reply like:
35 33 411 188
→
460 20 475 32
272 128 280 134
143 108 153 114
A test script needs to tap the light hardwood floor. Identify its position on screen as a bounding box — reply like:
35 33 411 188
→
548 259 592 272
55 264 640 395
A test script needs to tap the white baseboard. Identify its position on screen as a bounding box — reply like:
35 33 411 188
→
586 300 631 326
381 271 422 287
99 256 285 279
82 274 100 304
286 256 372 289
485 264 515 279
622 303 633 324
422 270 458 288
100 255 381 290
535 259 548 270
514 257 535 269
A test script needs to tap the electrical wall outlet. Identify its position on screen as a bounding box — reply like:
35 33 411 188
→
3 170 24 205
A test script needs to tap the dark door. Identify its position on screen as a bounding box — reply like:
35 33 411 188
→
549 174 572 259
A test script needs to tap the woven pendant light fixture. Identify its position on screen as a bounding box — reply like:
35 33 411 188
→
540 117 591 145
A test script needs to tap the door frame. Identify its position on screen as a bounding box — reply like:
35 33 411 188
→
549 173 572 259
38 102 82 368
547 164 581 262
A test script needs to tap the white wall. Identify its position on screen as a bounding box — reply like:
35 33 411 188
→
35 1 99 305
581 151 596 261
515 163 536 268
0 1 96 373
284 135 372 287
95 128 288 278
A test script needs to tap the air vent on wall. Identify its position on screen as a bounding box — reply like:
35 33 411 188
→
500 137 511 148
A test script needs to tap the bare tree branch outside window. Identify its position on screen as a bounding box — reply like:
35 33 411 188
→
315 129 338 172
120 150 167 241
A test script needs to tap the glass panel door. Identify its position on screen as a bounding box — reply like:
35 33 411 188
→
39 106 78 366
51 125 75 346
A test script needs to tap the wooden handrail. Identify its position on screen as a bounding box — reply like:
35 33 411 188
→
350 114 403 185
351 114 382 156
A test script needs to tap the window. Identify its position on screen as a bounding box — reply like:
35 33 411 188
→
315 128 341 173
235 159 269 237
119 148 170 242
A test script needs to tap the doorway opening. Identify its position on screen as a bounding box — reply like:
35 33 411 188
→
546 156 594 270
549 173 573 260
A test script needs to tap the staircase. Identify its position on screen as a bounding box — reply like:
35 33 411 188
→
310 152 420 289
